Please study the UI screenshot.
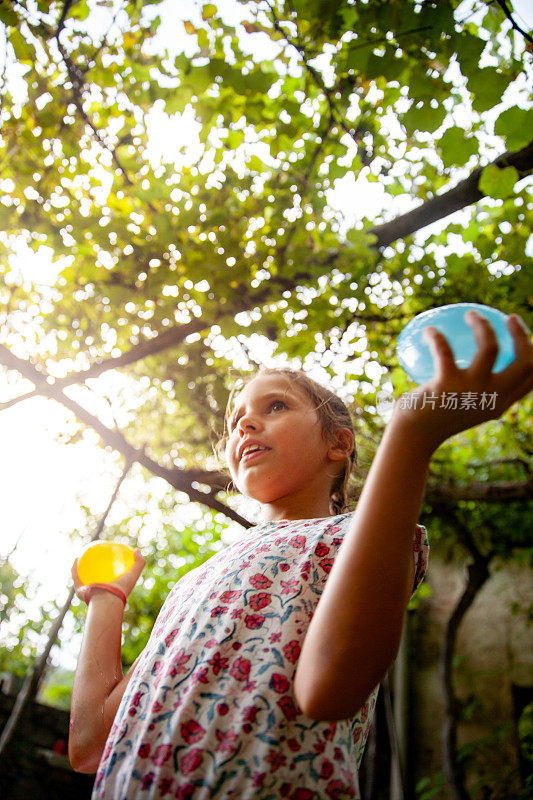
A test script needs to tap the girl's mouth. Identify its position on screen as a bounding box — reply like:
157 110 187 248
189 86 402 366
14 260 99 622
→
239 443 271 463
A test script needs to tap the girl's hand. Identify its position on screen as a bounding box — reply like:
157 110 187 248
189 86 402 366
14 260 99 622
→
71 548 146 604
394 311 533 454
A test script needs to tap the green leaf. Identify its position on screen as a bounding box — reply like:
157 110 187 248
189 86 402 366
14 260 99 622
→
0 5 19 25
402 102 447 137
439 126 478 168
494 106 533 151
202 4 217 20
467 68 512 113
478 163 519 200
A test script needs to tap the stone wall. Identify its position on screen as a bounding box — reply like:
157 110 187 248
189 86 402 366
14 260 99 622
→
411 559 533 799
0 688 94 800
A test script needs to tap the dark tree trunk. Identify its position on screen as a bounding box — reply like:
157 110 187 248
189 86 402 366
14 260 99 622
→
440 550 491 800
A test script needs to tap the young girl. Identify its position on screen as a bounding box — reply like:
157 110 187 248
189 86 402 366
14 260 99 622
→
69 311 533 799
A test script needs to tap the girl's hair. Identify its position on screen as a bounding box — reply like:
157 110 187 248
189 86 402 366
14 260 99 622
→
220 368 357 515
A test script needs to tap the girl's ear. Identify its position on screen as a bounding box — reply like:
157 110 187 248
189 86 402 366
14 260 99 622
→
327 427 354 462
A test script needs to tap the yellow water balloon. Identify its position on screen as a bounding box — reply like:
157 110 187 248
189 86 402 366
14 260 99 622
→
77 541 135 585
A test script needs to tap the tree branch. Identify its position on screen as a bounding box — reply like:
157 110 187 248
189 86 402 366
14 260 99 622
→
426 475 533 504
494 0 533 46
368 139 533 249
440 549 490 800
0 318 206 411
0 344 251 528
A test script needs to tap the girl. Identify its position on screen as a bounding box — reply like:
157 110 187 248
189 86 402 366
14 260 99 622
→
69 310 533 799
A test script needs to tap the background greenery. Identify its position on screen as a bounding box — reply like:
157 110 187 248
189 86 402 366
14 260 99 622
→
0 1 531 797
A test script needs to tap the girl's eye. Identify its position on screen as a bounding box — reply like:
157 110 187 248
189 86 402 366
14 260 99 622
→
270 400 286 413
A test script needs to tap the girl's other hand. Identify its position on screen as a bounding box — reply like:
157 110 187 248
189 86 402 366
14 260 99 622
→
395 311 533 453
71 548 146 603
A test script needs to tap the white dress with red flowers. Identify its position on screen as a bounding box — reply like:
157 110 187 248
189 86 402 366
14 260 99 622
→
92 514 429 799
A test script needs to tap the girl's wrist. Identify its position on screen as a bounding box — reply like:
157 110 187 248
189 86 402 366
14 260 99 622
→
82 584 127 607
387 402 443 460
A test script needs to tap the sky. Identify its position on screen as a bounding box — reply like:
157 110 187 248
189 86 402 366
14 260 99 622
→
1 0 532 670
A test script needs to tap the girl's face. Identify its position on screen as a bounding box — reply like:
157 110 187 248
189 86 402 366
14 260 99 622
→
225 373 350 521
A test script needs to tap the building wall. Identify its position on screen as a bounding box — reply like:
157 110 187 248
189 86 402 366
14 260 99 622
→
411 558 533 799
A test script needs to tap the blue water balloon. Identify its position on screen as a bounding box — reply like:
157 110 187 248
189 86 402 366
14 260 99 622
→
396 303 515 385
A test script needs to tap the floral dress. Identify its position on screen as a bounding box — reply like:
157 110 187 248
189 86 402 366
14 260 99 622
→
92 514 429 799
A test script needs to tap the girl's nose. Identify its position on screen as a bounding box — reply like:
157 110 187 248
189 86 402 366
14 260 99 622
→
237 414 259 435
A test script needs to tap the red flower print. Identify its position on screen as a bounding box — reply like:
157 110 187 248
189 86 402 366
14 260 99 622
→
291 790 314 800
172 649 192 673
270 631 282 643
243 704 260 722
277 695 298 720
220 590 241 602
352 727 361 743
283 640 301 664
158 777 173 795
280 784 291 797
215 727 239 753
249 592 271 611
175 784 195 799
152 744 172 766
138 743 151 759
244 613 265 629
243 723 252 733
334 747 345 761
320 759 334 779
141 771 155 790
269 672 290 694
180 748 203 775
194 666 209 684
211 605 228 617
319 557 334 574
131 691 144 707
232 641 242 650
152 700 163 713
164 628 179 647
313 740 326 754
205 638 218 648
249 573 272 589
300 561 311 581
151 661 163 676
315 542 330 557
287 738 301 752
208 651 229 675
280 578 299 594
326 779 351 798
231 608 243 619
359 702 368 722
266 748 287 772
180 719 206 744
230 656 251 682
289 534 306 550
252 771 266 787
323 721 337 740
217 702 229 715
279 563 290 572
332 537 342 547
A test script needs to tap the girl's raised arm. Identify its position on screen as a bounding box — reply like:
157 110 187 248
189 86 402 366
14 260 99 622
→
294 312 533 721
68 549 146 773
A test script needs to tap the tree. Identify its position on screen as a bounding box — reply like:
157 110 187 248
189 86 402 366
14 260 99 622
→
0 0 532 796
